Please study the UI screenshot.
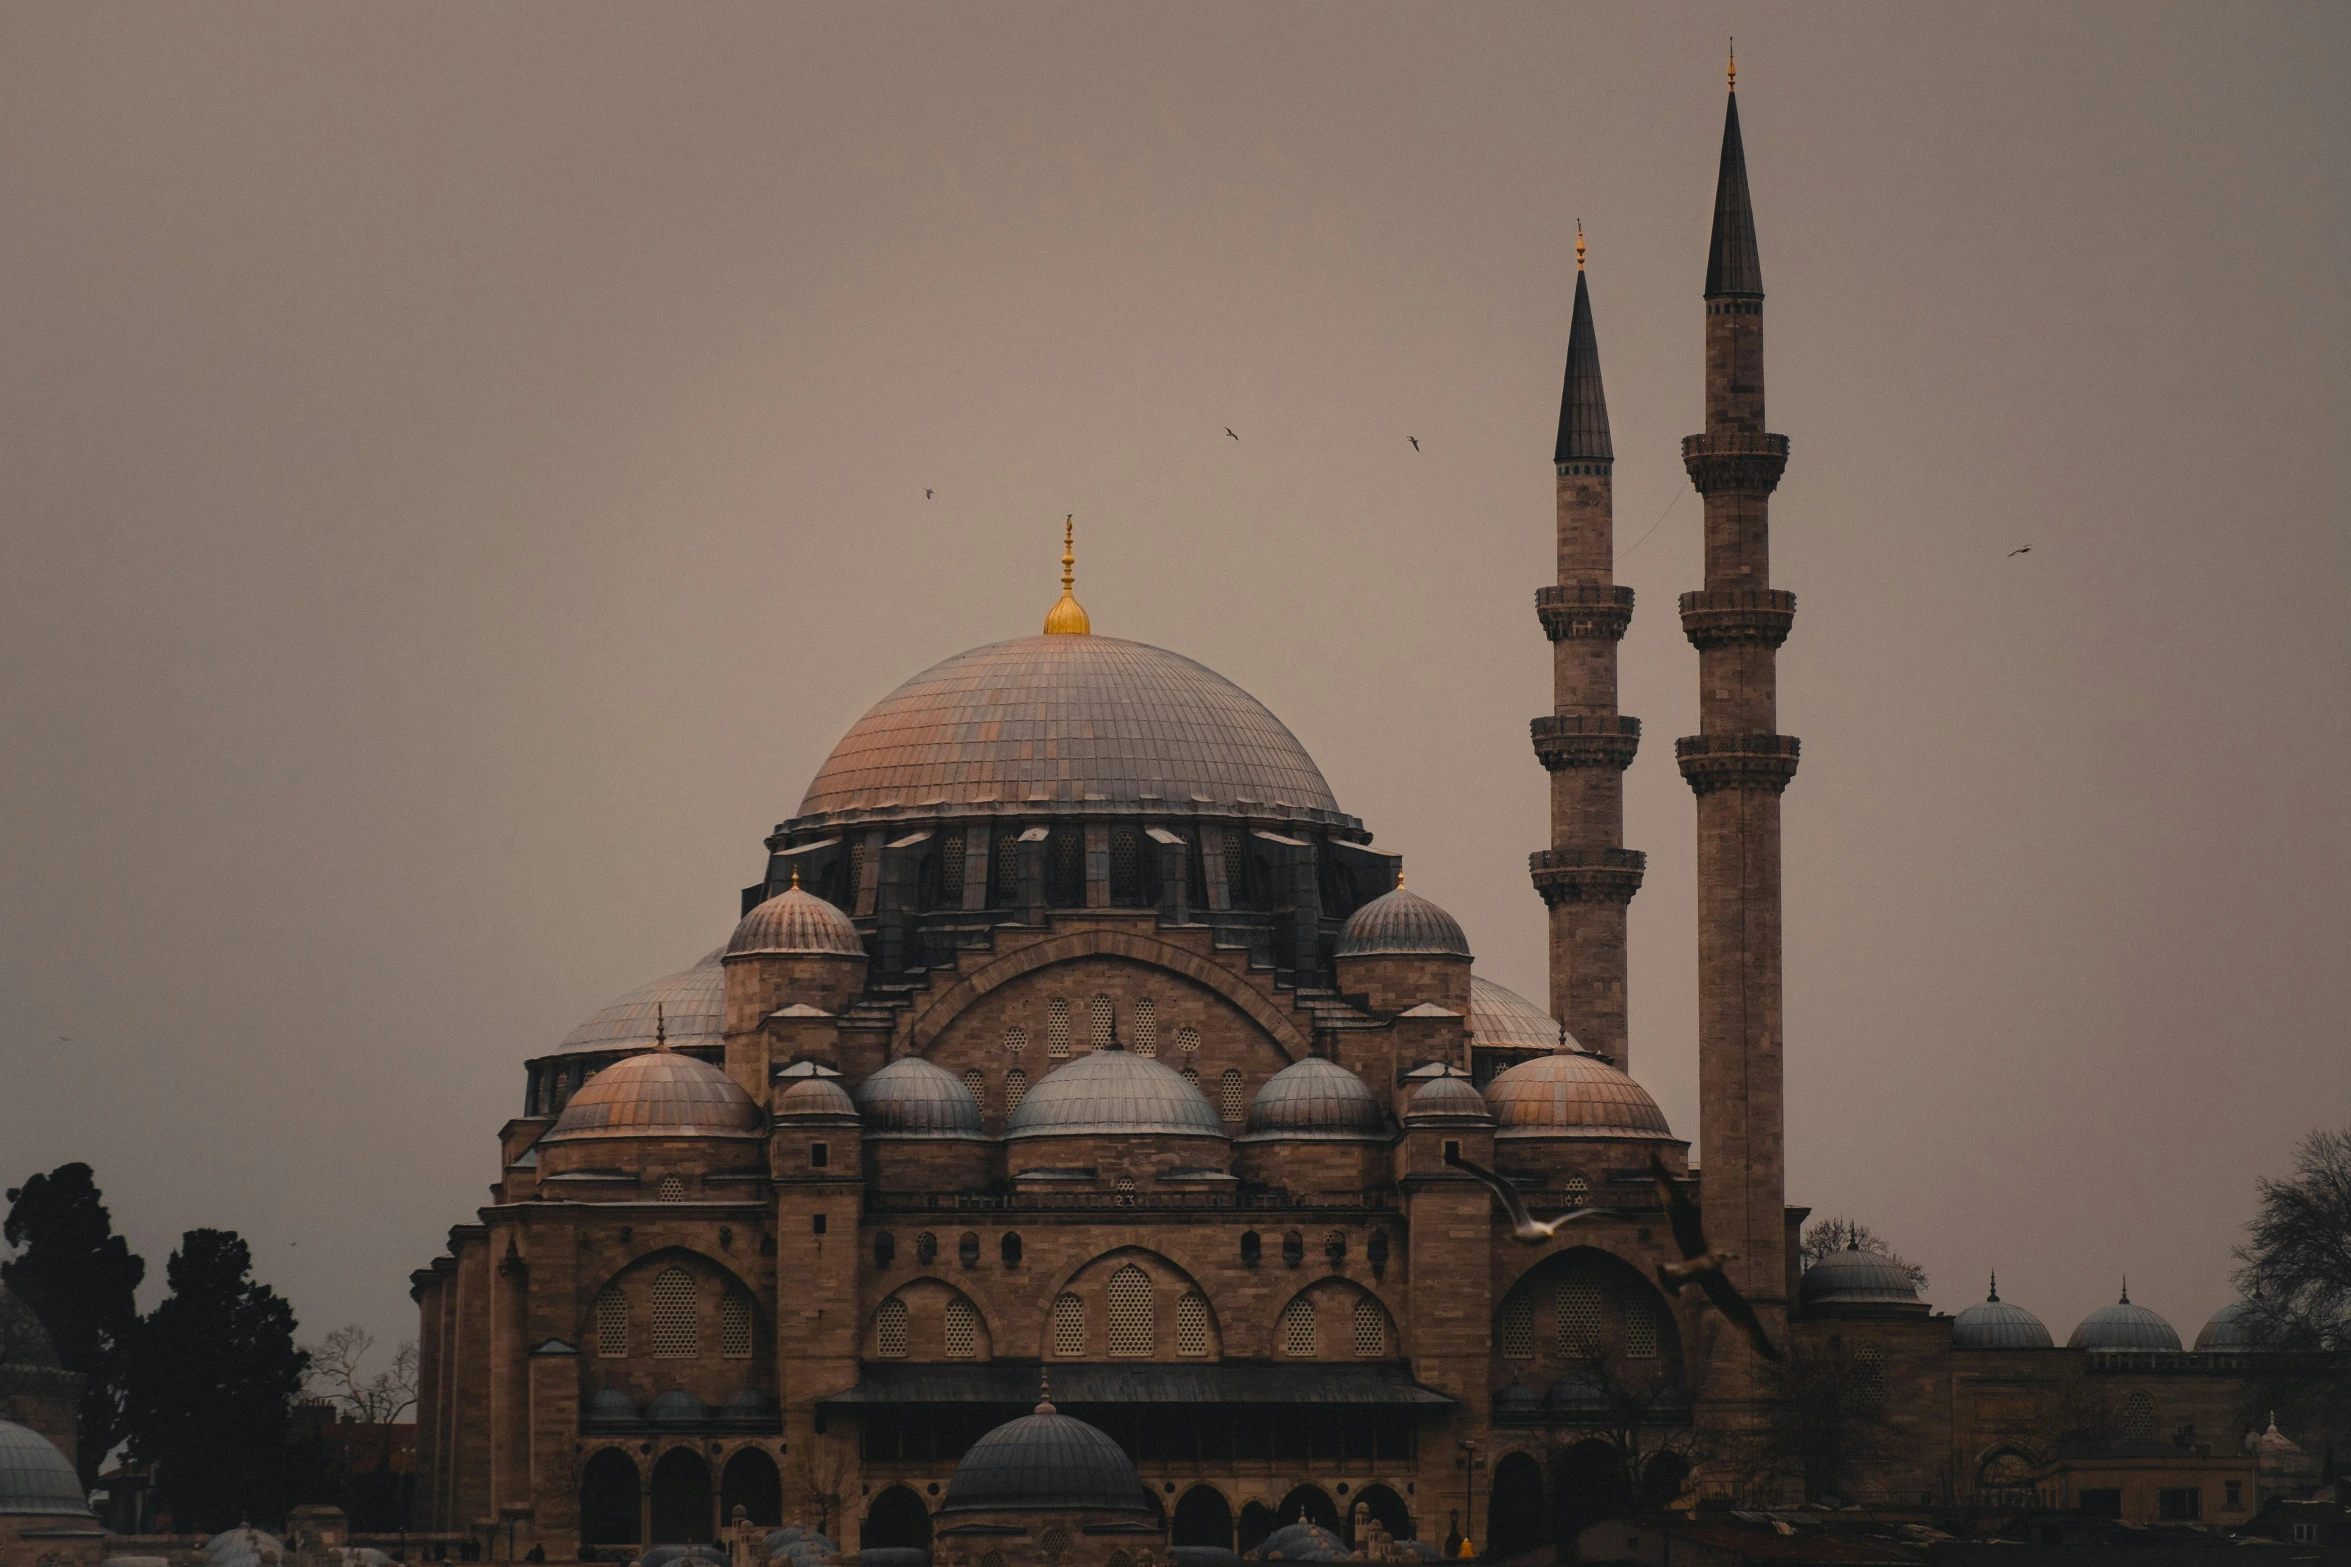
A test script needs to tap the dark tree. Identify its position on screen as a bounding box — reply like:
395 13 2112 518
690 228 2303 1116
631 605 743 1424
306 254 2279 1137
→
1799 1216 1928 1292
2236 1125 2351 1456
123 1230 312 1531
1731 1337 1893 1504
3 1163 147 1486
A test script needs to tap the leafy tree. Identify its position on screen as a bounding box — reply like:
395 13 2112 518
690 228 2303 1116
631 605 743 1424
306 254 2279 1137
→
2235 1125 2351 1457
123 1230 311 1531
1800 1216 1928 1292
3 1163 146 1486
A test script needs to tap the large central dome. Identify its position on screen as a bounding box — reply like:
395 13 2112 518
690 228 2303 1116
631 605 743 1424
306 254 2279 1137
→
788 635 1349 830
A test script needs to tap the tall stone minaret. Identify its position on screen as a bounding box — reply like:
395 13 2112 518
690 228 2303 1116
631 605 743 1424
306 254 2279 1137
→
1678 62 1797 1384
1529 226 1644 1072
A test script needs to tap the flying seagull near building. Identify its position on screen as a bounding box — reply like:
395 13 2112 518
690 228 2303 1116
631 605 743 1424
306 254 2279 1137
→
1225 427 1239 440
1446 1148 1617 1241
926 489 933 499
1408 436 1420 451
1649 1150 1781 1360
2007 545 2030 556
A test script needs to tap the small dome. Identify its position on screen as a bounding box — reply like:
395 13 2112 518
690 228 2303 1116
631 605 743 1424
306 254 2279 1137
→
1468 976 1572 1052
1493 1382 1542 1420
1951 1278 2054 1350
2195 1298 2276 1352
854 1056 985 1140
1545 1371 1610 1415
649 1389 710 1426
1485 1053 1673 1141
1243 1058 1386 1140
1007 1048 1224 1140
584 1389 638 1424
204 1532 285 1559
1799 1243 1927 1316
2068 1287 2181 1352
727 885 863 959
545 1049 762 1142
0 1419 87 1517
940 1401 1151 1515
1337 886 1470 959
1252 1523 1348 1562
557 950 725 1056
777 1076 858 1120
1404 1071 1492 1125
721 1388 777 1417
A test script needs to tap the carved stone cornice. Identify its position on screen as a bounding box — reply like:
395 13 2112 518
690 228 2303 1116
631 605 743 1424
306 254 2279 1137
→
1674 733 1801 796
1528 846 1647 907
1679 588 1796 651
1535 583 1634 642
1680 431 1789 496
1530 714 1641 772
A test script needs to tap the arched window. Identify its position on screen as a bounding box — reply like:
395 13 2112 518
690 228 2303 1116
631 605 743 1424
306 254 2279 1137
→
1132 998 1158 1056
1005 1067 1028 1109
1624 1295 1659 1359
1564 1176 1589 1206
1003 1025 1027 1058
1219 1070 1245 1122
1052 1293 1085 1357
844 839 866 907
594 1287 627 1358
1040 1526 1070 1565
940 836 966 903
1352 1296 1388 1357
1110 828 1142 905
1049 830 1083 906
1499 1294 1534 1361
657 1175 687 1203
720 1293 753 1359
651 1268 697 1358
1106 1265 1154 1357
963 1068 986 1107
875 1297 909 1359
1107 1552 1132 1567
1088 995 1115 1050
944 1297 978 1360
1176 1292 1210 1357
1113 1175 1138 1207
990 832 1020 906
1048 999 1071 1058
2120 1389 2154 1440
1281 1295 1317 1357
1175 1025 1200 1055
1854 1345 1888 1411
1558 1280 1602 1357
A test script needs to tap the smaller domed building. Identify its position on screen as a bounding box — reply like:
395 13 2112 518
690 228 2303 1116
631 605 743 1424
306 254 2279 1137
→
0 1417 99 1567
931 1392 1164 1567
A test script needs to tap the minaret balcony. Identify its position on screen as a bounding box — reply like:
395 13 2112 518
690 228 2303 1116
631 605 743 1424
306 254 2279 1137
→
1680 431 1789 495
1530 714 1641 772
1535 583 1635 641
1678 589 1795 651
1528 846 1647 907
1674 733 1801 795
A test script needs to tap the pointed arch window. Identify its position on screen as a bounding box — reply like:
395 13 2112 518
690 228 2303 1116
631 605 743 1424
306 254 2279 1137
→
2119 1388 2153 1439
1499 1294 1534 1361
1005 1068 1028 1110
1219 1070 1245 1122
1352 1296 1388 1358
1088 995 1114 1050
594 1287 628 1358
721 1293 753 1359
990 833 1021 906
1176 1292 1210 1357
944 1297 978 1360
1047 1000 1071 1058
1132 998 1157 1056
1052 1293 1085 1358
963 1068 986 1108
651 1268 698 1358
1558 1280 1602 1357
875 1296 909 1359
1106 1266 1155 1356
940 835 966 902
1855 1345 1888 1411
1624 1295 1659 1359
657 1175 687 1203
1281 1295 1317 1357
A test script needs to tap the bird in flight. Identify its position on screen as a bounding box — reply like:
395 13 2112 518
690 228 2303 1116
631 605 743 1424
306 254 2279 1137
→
2007 546 2031 557
925 489 933 500
1446 1148 1617 1241
1408 436 1420 451
1649 1151 1780 1360
1225 427 1239 441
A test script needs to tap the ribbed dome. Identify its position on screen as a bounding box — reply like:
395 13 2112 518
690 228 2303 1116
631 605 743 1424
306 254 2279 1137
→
854 1056 985 1140
1951 1280 2054 1350
1404 1071 1492 1125
1007 1047 1225 1140
1243 1057 1386 1140
789 635 1349 830
1799 1243 1927 1316
2068 1289 2181 1351
777 1076 858 1120
940 1401 1151 1515
0 1419 88 1516
1336 887 1469 959
583 1388 638 1424
1485 1053 1673 1140
1469 976 1576 1052
556 950 725 1056
727 885 863 958
2196 1299 2275 1352
1493 1382 1542 1420
544 1049 762 1142
1252 1523 1348 1563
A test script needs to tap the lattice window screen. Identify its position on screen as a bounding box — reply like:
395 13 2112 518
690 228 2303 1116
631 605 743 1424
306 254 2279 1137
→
651 1269 698 1359
1219 1071 1245 1121
1175 1025 1200 1054
1052 1294 1085 1357
1110 829 1140 902
1181 1066 1200 1090
1557 1280 1603 1357
1564 1176 1590 1206
1003 1025 1027 1058
1088 995 1114 1050
1048 1000 1071 1058
1856 1346 1889 1410
2120 1389 2153 1439
721 1294 753 1359
1624 1296 1659 1359
1499 1294 1535 1361
1040 1528 1069 1565
1106 1266 1154 1357
1107 1551 1132 1567
1005 1068 1028 1110
657 1176 686 1203
875 1297 908 1359
595 1288 627 1358
963 1068 986 1108
1281 1296 1317 1357
1352 1296 1388 1358
940 836 965 902
992 834 1020 905
944 1297 978 1360
1176 1293 1209 1356
982 1552 1007 1567
845 839 865 906
1131 997 1157 1055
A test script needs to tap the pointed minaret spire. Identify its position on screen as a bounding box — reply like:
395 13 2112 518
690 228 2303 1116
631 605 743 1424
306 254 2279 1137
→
1554 232 1614 465
1705 76 1763 299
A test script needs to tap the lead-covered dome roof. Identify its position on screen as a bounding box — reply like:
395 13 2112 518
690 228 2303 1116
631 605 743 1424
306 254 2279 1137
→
2067 1288 2181 1352
940 1400 1151 1515
728 885 863 958
544 1049 762 1141
1951 1279 2054 1350
1008 1047 1225 1140
854 1056 985 1140
1243 1057 1386 1140
1799 1243 1928 1316
1404 1070 1492 1125
1336 887 1470 959
787 635 1351 831
556 950 725 1056
1485 1052 1674 1141
2196 1299 2275 1352
0 1418 89 1516
1469 976 1572 1052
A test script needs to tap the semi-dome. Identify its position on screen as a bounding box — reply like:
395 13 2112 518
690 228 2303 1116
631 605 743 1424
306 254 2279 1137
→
1485 1052 1673 1141
557 950 726 1056
2067 1287 2181 1352
2196 1298 2276 1352
854 1056 985 1140
1469 976 1574 1052
1336 886 1470 959
1493 1381 1542 1421
1799 1242 1928 1317
939 1398 1151 1515
1243 1057 1387 1140
543 1048 762 1142
1951 1277 2054 1350
777 1076 859 1120
728 883 864 958
788 635 1351 831
0 1418 89 1516
1007 1046 1225 1140
1404 1070 1492 1125
649 1389 710 1426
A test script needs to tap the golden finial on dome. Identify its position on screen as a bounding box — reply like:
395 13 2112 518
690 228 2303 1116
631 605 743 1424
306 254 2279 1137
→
1576 220 1585 272
1728 38 1736 91
788 864 801 891
1043 514 1091 635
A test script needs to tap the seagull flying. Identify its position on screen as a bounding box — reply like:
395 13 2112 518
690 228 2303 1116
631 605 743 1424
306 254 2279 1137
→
925 489 933 500
1225 427 1239 441
1649 1150 1781 1361
2007 546 2030 557
1446 1148 1618 1241
1408 436 1420 451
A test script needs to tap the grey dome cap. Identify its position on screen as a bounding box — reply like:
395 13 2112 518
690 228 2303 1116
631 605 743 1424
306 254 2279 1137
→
2067 1287 2181 1351
940 1402 1152 1515
790 634 1352 831
545 1049 762 1142
0 1419 87 1517
556 950 726 1056
1485 1053 1674 1141
1469 976 1572 1052
1951 1278 2054 1350
854 1056 986 1140
1243 1057 1387 1140
1799 1244 1926 1315
777 1076 858 1121
2196 1298 2276 1352
1404 1071 1492 1125
1007 1047 1225 1140
728 886 864 958
1336 887 1470 959
650 1389 710 1426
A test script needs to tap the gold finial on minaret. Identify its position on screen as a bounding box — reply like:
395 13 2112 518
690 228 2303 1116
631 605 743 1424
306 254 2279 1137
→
1576 219 1586 272
1728 38 1736 90
1043 514 1091 635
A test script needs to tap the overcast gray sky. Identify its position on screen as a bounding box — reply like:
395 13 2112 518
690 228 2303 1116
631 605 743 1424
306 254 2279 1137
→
1 4 2343 1360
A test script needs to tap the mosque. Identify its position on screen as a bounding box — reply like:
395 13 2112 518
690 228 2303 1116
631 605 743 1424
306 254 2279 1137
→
404 73 2295 1567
